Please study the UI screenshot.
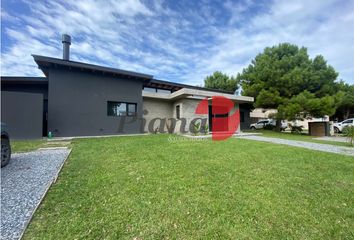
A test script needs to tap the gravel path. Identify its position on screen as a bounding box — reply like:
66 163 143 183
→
236 136 354 156
1 148 71 240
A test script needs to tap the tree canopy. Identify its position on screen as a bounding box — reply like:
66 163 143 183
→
237 43 340 122
333 82 354 120
204 71 239 92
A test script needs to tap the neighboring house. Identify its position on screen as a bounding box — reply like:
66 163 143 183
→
1 35 253 139
250 108 277 123
250 108 329 130
291 116 330 130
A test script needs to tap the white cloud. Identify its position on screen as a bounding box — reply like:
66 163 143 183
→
1 0 353 85
189 0 354 85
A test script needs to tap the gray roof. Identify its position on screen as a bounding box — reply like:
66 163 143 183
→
32 55 153 80
3 55 235 95
1 76 48 84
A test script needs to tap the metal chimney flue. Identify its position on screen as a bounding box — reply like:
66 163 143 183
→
61 34 71 60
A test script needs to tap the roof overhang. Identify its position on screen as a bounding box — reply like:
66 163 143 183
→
143 88 254 103
1 76 48 85
32 55 153 81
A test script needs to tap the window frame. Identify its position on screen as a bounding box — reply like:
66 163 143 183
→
107 101 137 117
176 105 180 119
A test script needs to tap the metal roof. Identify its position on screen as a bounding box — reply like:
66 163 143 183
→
1 76 48 84
4 56 237 95
32 55 153 81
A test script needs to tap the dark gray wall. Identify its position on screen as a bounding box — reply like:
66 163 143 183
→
1 91 43 139
240 104 252 130
47 69 144 137
1 83 48 100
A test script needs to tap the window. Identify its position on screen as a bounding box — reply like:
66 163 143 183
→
107 101 137 116
143 87 156 93
127 104 137 116
343 119 353 124
143 87 172 94
176 105 180 119
156 89 171 94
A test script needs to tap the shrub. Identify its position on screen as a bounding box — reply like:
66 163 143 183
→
343 126 354 146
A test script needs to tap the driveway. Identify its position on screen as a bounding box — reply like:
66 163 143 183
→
236 135 354 156
1 148 71 240
313 136 349 143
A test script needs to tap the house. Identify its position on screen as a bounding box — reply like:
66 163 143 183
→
1 35 253 139
250 108 278 123
250 108 330 130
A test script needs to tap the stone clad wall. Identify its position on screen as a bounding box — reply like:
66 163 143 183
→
142 98 173 133
174 98 204 133
142 97 205 134
142 96 243 134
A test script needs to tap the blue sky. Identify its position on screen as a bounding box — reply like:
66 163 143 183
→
1 0 354 85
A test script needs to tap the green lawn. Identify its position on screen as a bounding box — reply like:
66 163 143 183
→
24 135 353 239
250 130 353 147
